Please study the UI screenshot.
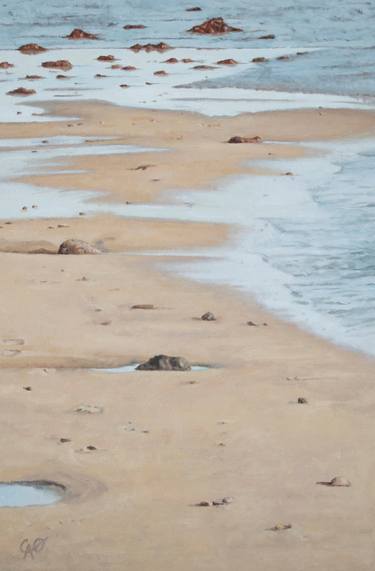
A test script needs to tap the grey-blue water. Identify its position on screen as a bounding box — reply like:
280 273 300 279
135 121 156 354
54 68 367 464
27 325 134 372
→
1 0 375 97
0 482 63 507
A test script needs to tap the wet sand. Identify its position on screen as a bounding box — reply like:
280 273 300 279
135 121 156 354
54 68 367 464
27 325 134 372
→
1 102 375 570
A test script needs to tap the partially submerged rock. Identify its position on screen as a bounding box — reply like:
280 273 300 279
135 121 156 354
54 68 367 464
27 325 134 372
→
164 57 179 64
186 6 202 11
24 74 44 80
122 65 137 71
123 24 146 30
97 55 116 61
317 476 351 487
258 33 275 39
18 43 47 54
42 60 73 71
227 135 262 144
0 61 14 69
66 28 98 40
7 87 36 96
136 355 191 371
188 17 242 34
192 64 216 70
216 58 238 65
154 70 168 76
57 239 102 255
252 56 268 63
130 42 172 52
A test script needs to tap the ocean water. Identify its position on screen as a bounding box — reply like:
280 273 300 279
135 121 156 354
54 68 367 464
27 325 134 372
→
1 1 375 356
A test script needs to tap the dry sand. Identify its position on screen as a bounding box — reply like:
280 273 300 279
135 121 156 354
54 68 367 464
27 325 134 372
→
0 102 375 570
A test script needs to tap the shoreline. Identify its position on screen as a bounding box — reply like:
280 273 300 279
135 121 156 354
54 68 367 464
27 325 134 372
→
1 101 375 570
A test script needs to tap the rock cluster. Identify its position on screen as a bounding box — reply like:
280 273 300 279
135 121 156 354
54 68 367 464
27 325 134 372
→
136 355 191 371
188 17 242 34
130 42 172 52
57 239 102 255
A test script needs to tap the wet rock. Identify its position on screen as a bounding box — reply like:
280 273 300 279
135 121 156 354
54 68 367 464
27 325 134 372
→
66 28 98 40
24 74 43 80
269 523 292 531
122 65 137 71
0 61 14 69
186 6 202 11
136 355 191 371
131 304 155 310
192 64 216 70
216 58 238 65
277 55 290 61
201 311 216 321
154 70 168 76
123 24 146 30
7 87 36 96
297 397 308 404
258 34 275 39
227 135 262 144
56 74 70 79
252 56 268 63
317 476 351 487
182 58 194 63
42 60 73 71
18 43 47 54
97 55 116 61
57 239 102 255
130 42 172 53
120 84 129 88
164 57 179 64
188 17 242 34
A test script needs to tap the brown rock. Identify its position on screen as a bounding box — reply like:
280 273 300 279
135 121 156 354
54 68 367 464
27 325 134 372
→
252 56 268 63
57 239 102 255
18 43 47 54
131 304 155 310
7 87 36 96
130 42 172 53
111 64 122 69
97 55 116 61
0 61 14 69
154 70 168 76
182 58 194 63
24 75 43 80
65 28 98 40
123 24 146 30
122 65 137 71
136 355 191 371
201 312 216 321
216 58 238 65
227 135 262 144
164 57 179 64
42 60 73 71
188 17 242 34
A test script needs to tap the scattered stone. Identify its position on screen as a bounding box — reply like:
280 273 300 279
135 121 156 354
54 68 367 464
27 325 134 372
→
65 28 98 40
74 404 103 415
130 164 154 171
131 304 155 310
216 58 238 65
317 476 351 487
201 311 216 321
97 55 116 61
21 206 28 211
136 355 191 371
297 397 308 404
18 43 47 54
192 64 215 70
186 6 202 11
212 497 233 506
23 386 32 391
58 239 102 255
227 135 262 144
42 60 73 71
182 58 194 63
7 87 36 96
196 500 211 507
120 84 129 88
123 24 146 30
269 523 292 531
164 57 179 63
130 42 172 52
85 445 97 451
154 70 168 76
258 34 275 39
95 73 107 78
188 17 242 34
285 171 293 176
111 64 122 69
56 74 70 79
59 438 71 443
277 55 290 61
252 56 268 63
122 65 137 71
0 61 14 69
24 74 43 80
247 320 258 326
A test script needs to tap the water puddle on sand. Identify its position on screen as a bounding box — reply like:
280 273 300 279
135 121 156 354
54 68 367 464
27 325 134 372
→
91 364 210 373
0 481 64 507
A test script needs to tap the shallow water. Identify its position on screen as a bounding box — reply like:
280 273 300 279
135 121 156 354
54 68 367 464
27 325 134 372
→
91 364 210 373
0 482 63 507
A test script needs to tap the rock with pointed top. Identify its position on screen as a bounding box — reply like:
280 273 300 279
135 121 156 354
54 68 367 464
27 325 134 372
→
188 17 242 34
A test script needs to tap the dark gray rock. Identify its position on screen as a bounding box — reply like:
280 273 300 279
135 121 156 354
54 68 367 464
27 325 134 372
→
136 354 191 371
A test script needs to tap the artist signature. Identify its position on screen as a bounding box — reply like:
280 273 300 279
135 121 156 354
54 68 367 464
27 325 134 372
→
19 537 48 560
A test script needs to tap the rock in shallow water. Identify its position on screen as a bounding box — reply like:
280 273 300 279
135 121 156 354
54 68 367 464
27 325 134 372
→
188 17 242 34
57 239 102 255
136 355 191 371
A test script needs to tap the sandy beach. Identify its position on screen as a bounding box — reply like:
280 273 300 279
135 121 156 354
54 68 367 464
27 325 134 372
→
0 100 374 570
